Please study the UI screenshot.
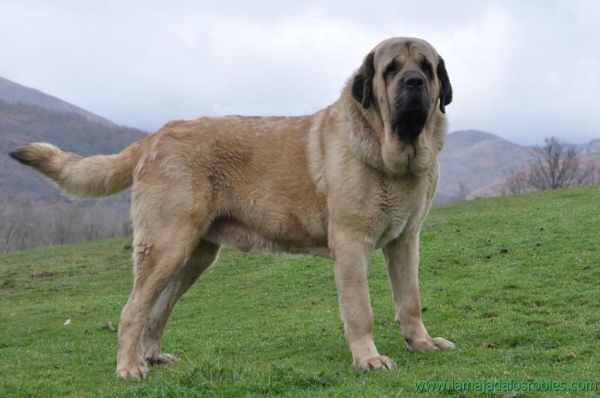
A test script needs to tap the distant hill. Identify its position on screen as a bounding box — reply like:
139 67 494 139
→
580 138 600 156
0 76 114 126
436 131 600 202
0 77 148 202
435 130 531 203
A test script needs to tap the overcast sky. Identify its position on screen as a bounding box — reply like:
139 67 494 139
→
1 0 599 145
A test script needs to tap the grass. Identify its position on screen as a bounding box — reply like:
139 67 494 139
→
1 186 599 397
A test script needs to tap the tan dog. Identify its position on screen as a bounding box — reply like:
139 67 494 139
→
10 37 454 379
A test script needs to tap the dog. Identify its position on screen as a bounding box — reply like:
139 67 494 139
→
10 37 454 379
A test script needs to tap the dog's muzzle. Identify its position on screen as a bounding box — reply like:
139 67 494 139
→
391 73 431 143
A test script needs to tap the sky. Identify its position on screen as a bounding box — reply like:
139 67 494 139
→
1 0 599 146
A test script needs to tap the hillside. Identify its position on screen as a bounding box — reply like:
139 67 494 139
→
0 99 147 201
581 138 600 155
1 186 599 396
0 78 150 253
436 130 531 203
0 76 114 126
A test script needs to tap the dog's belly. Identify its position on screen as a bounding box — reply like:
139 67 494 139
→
204 217 331 257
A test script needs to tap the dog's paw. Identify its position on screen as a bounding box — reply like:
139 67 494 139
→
116 361 150 380
406 336 455 352
145 353 179 365
353 355 397 371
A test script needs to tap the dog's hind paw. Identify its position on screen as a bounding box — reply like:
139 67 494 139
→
406 336 455 352
353 355 397 371
145 353 179 365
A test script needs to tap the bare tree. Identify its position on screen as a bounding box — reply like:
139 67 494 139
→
455 180 472 201
497 137 600 196
502 167 529 195
0 197 14 254
527 136 580 190
577 160 600 186
590 162 600 185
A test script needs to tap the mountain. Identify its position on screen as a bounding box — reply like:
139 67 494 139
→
580 138 600 156
0 76 114 126
435 130 531 203
0 77 148 202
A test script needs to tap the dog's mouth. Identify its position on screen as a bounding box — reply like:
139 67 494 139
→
390 79 431 143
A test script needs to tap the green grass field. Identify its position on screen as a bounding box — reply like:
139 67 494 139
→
1 186 599 397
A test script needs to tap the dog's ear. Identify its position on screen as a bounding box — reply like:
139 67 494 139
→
436 56 452 114
351 52 375 109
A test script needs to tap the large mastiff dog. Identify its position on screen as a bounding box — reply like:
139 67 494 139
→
10 37 454 379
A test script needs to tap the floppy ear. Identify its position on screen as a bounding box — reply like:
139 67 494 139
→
351 52 375 109
436 57 453 114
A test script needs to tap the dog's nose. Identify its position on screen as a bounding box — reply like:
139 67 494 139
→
403 75 425 89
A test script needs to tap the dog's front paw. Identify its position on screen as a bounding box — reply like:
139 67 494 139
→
145 353 179 365
353 355 397 371
116 361 150 380
406 336 455 352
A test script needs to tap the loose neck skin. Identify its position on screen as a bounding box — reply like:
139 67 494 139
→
327 81 447 177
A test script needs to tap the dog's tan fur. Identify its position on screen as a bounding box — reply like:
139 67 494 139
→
10 37 454 379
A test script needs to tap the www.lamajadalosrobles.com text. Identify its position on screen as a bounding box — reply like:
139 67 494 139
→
414 379 598 393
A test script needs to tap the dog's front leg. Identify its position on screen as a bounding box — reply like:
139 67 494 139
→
383 231 455 352
330 231 396 371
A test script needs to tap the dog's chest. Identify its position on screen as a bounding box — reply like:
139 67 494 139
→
376 206 409 248
375 178 425 248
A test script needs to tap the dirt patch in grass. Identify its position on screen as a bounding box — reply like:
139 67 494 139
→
30 271 56 280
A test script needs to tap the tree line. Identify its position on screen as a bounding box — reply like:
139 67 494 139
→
0 195 131 254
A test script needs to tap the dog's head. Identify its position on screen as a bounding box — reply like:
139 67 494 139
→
349 38 452 174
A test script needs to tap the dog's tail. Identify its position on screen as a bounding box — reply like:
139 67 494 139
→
9 140 146 199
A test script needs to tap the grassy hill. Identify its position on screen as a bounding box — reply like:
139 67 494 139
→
1 187 599 397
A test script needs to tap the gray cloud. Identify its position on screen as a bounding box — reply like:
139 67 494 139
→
1 0 598 145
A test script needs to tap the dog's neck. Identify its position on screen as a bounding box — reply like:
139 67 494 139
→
344 104 387 172
335 82 447 177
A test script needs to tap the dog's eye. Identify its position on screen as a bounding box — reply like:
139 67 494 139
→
420 59 432 77
384 62 399 79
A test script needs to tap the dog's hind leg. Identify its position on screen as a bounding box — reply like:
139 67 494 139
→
141 240 221 365
116 227 199 380
115 192 211 381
